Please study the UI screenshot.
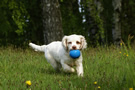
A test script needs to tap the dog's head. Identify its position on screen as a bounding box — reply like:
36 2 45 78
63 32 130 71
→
62 34 87 51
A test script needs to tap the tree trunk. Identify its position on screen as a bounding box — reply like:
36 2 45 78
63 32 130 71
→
84 0 103 46
112 0 121 46
85 1 97 46
42 0 63 44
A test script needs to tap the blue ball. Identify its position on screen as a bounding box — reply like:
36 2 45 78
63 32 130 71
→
69 50 81 59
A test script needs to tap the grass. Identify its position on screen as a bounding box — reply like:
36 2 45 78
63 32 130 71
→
0 45 135 90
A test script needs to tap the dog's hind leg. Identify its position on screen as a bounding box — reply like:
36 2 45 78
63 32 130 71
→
45 51 61 71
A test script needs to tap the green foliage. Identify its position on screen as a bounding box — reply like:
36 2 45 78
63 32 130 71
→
81 0 105 46
60 0 85 36
101 0 114 44
0 0 135 47
9 0 29 35
0 0 43 47
121 0 135 43
0 46 135 89
60 0 63 2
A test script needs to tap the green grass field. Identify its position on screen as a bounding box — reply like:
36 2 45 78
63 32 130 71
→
0 46 135 90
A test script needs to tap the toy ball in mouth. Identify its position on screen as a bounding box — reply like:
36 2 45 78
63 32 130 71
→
69 50 80 59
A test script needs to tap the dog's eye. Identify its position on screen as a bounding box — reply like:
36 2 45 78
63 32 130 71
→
76 41 81 44
68 42 72 44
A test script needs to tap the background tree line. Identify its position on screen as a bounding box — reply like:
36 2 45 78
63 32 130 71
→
0 0 135 47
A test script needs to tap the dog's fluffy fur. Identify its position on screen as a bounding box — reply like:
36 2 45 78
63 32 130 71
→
29 34 87 76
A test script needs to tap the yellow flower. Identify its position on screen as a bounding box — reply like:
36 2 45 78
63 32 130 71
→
119 52 121 54
58 81 61 84
129 88 133 90
98 86 101 89
26 80 32 86
94 81 97 85
126 54 128 56
120 43 122 46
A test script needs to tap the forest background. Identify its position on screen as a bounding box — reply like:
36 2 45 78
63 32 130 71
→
0 0 135 47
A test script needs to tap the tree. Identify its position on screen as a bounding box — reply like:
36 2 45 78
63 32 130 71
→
1 0 135 47
112 0 122 46
101 0 114 44
83 0 104 46
60 0 84 36
42 0 63 44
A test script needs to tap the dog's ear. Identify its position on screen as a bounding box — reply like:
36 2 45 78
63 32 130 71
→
80 35 87 50
62 36 68 50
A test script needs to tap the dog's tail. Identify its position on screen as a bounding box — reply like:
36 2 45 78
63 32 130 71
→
29 43 46 52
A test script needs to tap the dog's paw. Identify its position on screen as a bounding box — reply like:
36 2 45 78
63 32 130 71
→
77 72 83 77
71 68 75 73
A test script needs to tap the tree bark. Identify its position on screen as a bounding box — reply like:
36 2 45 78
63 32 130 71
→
112 0 121 46
42 0 63 44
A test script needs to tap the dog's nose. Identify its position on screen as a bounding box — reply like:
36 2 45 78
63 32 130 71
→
72 46 77 50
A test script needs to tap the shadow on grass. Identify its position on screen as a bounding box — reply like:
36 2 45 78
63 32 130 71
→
40 67 76 76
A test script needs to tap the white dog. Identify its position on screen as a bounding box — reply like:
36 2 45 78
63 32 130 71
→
29 34 87 77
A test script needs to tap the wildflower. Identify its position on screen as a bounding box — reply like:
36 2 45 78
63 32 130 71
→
120 43 122 46
126 54 128 56
94 81 97 85
129 88 133 90
26 80 32 86
98 86 101 89
119 52 121 54
58 81 61 84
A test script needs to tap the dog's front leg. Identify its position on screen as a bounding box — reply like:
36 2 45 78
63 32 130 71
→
61 62 75 73
76 62 83 77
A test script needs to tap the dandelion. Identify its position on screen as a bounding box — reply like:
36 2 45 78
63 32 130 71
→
129 88 133 90
98 86 101 89
94 81 97 85
26 80 31 89
26 80 32 86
